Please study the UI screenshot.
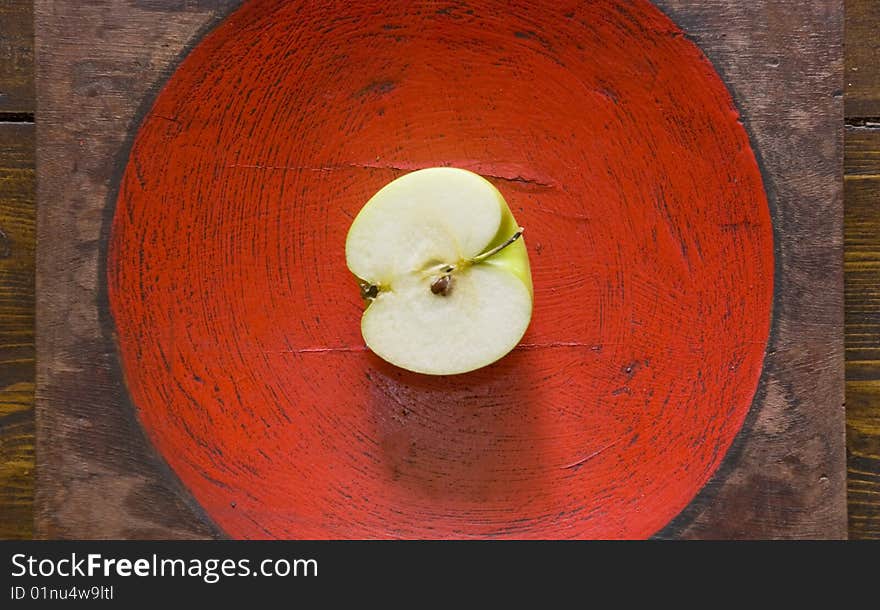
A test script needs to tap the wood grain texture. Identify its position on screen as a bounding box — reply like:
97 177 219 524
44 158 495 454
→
34 0 229 539
0 124 34 539
34 0 845 539
845 0 880 118
845 125 880 539
0 0 35 114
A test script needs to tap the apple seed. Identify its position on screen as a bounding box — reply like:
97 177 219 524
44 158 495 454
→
359 281 379 300
430 274 453 296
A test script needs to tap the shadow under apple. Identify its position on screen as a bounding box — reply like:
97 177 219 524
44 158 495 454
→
364 346 560 509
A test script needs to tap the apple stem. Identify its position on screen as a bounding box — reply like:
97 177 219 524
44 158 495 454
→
469 227 524 263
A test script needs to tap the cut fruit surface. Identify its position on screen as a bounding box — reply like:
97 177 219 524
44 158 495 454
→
345 167 533 375
361 264 532 375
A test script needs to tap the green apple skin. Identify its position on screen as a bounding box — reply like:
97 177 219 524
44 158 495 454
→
480 190 533 299
345 167 533 375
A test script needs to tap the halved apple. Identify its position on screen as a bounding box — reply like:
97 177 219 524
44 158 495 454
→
345 167 533 375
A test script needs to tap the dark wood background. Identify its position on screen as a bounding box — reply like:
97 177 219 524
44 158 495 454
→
0 0 35 539
0 0 874 538
844 0 880 539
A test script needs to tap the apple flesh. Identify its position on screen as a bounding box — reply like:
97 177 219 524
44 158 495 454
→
345 167 533 375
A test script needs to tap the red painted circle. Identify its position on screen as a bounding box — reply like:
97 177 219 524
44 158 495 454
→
108 0 773 539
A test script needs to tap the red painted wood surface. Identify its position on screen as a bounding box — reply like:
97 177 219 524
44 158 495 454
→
107 0 773 539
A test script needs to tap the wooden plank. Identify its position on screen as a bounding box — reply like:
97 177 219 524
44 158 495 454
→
845 125 880 176
34 0 845 538
844 0 880 542
0 0 35 115
0 0 35 540
845 125 880 539
0 123 35 539
845 0 880 118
